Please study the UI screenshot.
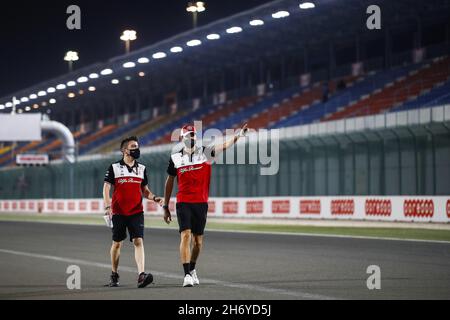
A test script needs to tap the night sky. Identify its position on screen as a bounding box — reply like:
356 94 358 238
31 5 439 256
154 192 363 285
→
0 0 271 97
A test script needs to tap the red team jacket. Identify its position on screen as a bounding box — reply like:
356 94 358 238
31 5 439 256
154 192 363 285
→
104 160 148 216
167 146 215 203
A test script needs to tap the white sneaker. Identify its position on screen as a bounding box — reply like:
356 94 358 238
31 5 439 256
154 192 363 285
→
183 274 194 287
190 269 200 285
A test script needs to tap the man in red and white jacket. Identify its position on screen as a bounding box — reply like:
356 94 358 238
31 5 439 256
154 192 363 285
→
103 136 163 288
163 123 248 287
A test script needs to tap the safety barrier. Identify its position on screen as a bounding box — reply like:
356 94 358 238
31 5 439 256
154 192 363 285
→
0 196 449 223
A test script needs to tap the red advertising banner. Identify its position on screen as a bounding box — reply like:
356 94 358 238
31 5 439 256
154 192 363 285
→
169 201 175 212
208 201 216 214
404 199 434 218
272 200 290 214
447 200 450 218
331 199 354 215
300 200 321 214
146 201 158 212
223 201 238 214
57 202 64 211
1 197 447 222
365 199 391 216
246 200 264 214
79 201 87 212
91 201 99 211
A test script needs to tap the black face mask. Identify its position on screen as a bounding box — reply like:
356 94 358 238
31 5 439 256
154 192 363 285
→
129 148 140 159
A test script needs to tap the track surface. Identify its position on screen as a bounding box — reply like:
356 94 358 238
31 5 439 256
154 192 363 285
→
0 221 449 300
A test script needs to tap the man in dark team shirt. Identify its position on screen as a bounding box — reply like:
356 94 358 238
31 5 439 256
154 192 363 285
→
103 136 163 288
163 123 248 287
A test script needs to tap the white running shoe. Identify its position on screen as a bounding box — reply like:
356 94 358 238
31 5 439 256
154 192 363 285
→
183 274 194 287
190 269 199 285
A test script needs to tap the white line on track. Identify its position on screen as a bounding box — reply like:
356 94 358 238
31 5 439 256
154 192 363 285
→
2 218 449 244
0 248 336 300
3 218 449 244
201 228 450 244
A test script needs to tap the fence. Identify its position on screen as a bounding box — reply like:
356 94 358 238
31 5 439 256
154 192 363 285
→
0 106 449 199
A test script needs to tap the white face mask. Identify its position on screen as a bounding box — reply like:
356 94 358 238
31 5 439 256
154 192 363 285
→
182 131 196 149
183 137 195 149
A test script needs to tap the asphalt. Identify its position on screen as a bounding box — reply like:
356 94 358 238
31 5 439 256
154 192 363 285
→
0 221 449 300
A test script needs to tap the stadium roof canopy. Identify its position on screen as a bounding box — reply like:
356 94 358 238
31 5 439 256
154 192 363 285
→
1 0 449 113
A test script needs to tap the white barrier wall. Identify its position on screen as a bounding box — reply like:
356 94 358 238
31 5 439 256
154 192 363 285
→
0 196 449 223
